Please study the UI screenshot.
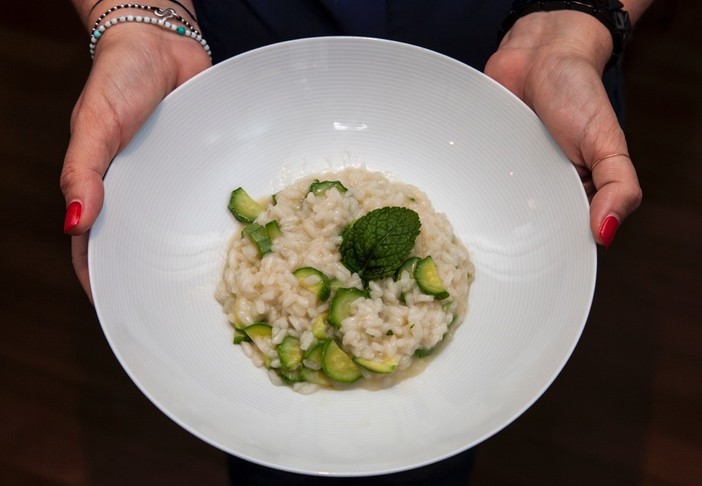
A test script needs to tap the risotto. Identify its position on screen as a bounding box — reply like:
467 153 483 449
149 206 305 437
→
215 167 474 392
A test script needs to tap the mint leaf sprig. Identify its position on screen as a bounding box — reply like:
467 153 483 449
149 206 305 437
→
339 207 421 283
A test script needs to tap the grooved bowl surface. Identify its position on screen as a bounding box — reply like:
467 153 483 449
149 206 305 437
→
89 37 596 477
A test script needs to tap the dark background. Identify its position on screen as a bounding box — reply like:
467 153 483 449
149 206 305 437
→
1 1 700 484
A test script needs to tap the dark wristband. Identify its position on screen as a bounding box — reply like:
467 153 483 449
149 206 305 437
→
499 0 633 69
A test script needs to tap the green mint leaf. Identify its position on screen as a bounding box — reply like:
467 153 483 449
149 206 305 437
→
339 224 359 272
340 207 421 282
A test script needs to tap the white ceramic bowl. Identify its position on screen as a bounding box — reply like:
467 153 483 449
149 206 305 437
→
89 37 596 477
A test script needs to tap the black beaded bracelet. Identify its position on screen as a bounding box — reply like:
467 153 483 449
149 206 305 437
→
91 3 198 33
168 0 197 22
498 0 632 69
90 0 197 22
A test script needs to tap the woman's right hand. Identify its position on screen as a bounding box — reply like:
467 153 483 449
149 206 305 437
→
61 23 211 300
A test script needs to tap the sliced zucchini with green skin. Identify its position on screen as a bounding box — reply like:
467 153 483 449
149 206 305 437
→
414 347 434 358
278 367 303 383
243 322 272 340
394 256 419 281
228 187 265 223
311 314 330 339
322 340 362 383
303 340 325 367
353 356 398 374
300 367 332 387
265 220 283 240
395 256 420 304
243 323 274 367
310 180 348 196
277 336 303 370
329 287 366 329
415 255 450 299
233 328 250 344
243 223 272 257
293 267 331 301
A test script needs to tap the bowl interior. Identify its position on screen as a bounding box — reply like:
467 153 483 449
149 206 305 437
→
89 37 596 476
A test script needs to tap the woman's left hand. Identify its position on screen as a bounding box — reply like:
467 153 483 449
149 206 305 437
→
485 10 642 248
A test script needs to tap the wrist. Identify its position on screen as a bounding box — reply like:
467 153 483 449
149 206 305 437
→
500 1 633 70
501 10 614 72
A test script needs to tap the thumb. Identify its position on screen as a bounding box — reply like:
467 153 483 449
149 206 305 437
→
589 153 643 249
60 89 118 235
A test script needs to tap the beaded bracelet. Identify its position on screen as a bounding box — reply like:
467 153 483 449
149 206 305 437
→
89 0 198 21
89 11 211 60
92 4 197 33
167 0 197 22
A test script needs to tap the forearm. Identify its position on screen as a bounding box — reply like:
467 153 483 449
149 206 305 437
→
71 0 198 30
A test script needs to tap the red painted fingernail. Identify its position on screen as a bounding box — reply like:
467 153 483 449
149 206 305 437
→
599 215 619 249
63 201 82 233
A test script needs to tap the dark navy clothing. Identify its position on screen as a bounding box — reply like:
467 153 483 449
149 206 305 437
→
192 0 512 70
226 449 476 485
188 1 623 483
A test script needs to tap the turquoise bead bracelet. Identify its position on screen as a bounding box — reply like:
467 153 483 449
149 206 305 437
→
89 5 211 60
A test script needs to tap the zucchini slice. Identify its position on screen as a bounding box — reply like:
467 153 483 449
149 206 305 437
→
311 314 330 339
352 356 398 374
414 347 434 358
228 187 265 223
328 287 366 329
414 255 450 300
243 322 272 341
278 367 303 383
322 340 362 383
300 367 332 387
243 223 272 257
243 323 274 367
394 256 419 281
277 336 303 370
303 340 325 368
233 328 250 344
395 256 420 303
293 267 331 301
309 180 348 196
265 220 283 240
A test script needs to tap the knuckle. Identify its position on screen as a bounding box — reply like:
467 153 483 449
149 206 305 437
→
621 183 643 212
59 162 84 196
630 185 643 209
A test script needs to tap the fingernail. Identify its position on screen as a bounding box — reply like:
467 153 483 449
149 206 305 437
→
64 200 82 233
599 215 619 249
